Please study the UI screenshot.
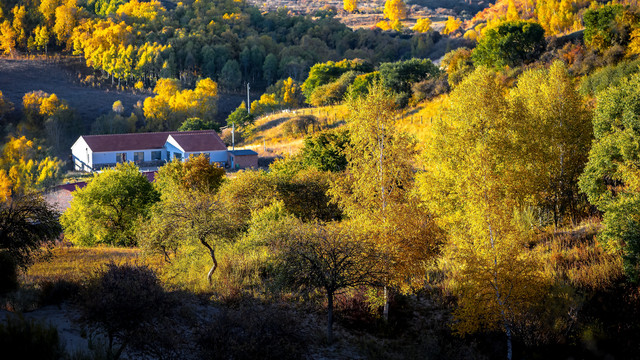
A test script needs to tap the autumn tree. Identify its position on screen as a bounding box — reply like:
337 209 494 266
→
141 155 232 284
343 0 358 13
53 0 78 47
34 25 50 55
0 20 16 55
0 136 63 199
442 16 462 35
418 67 546 360
413 18 432 33
383 0 408 21
61 162 159 246
143 78 218 131
330 82 440 319
510 61 592 226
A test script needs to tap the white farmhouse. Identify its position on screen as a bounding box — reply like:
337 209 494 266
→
71 130 228 171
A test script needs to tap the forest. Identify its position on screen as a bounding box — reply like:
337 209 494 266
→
2 0 640 359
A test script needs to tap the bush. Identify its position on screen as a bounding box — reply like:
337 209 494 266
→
0 313 63 360
198 303 308 360
282 115 319 136
410 75 450 105
0 251 18 294
80 263 169 359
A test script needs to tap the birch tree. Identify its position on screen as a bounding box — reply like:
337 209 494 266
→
419 67 546 360
330 82 440 320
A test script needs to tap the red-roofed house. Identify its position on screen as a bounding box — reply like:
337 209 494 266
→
71 130 228 171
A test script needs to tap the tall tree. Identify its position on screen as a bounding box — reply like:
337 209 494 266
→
579 72 640 281
330 82 440 320
510 61 592 226
419 67 546 360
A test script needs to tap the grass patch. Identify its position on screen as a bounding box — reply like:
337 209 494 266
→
22 246 157 285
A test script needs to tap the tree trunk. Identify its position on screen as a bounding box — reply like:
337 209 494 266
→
207 246 217 285
383 286 389 321
327 290 334 343
200 238 217 285
505 321 513 360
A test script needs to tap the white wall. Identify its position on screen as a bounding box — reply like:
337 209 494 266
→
93 149 165 165
71 137 92 171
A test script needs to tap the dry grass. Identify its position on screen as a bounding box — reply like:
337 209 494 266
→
22 246 159 285
537 218 624 290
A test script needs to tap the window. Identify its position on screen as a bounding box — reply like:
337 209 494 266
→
151 151 161 161
134 152 144 163
174 153 182 160
116 152 127 163
166 151 170 161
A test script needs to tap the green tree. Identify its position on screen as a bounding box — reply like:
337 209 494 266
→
472 20 545 68
0 193 61 286
219 60 242 91
301 59 373 101
579 73 640 281
583 4 627 53
142 156 231 284
275 222 383 343
178 117 215 131
378 58 440 97
61 162 159 246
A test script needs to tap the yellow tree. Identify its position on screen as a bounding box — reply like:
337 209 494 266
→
0 20 16 55
330 82 440 320
419 68 546 360
34 25 50 54
443 16 462 35
11 5 27 48
343 0 358 13
413 17 432 33
53 0 78 47
0 136 63 197
506 0 519 21
383 0 408 21
39 0 61 27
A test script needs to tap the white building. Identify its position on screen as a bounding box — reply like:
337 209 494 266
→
71 130 229 172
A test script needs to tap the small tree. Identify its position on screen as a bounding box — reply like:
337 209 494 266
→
0 193 61 293
61 162 159 246
275 223 383 342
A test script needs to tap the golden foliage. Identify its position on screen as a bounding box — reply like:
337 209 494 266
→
413 18 432 33
143 78 218 131
383 0 408 21
443 17 462 35
343 0 358 13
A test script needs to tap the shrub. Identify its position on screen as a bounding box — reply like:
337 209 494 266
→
0 251 18 294
80 263 169 360
197 303 307 360
0 313 63 360
282 115 319 136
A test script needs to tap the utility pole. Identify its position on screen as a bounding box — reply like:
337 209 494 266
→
247 83 250 114
232 122 235 151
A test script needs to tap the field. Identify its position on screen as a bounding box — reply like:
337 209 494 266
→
0 57 247 131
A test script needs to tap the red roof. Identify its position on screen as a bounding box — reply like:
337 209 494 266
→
169 132 227 152
81 130 225 152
